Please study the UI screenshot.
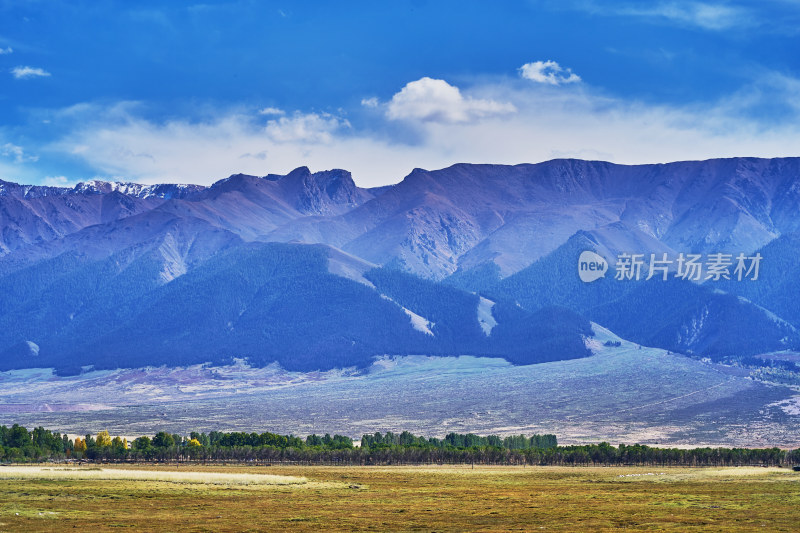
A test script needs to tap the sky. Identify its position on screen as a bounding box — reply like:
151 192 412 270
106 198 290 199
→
1 0 799 187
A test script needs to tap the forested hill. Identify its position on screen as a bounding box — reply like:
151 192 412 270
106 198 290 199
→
2 157 800 372
0 241 592 374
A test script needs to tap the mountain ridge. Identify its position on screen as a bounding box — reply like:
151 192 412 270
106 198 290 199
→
1 156 799 372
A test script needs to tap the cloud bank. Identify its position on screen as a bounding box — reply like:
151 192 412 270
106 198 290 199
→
1 143 38 163
5 62 797 188
621 2 750 30
569 1 752 31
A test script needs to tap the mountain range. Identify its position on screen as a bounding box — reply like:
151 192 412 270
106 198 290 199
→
1 157 799 374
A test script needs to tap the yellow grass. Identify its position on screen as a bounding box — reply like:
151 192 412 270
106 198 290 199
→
0 466 307 486
0 464 798 531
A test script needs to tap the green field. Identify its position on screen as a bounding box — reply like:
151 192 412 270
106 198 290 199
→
0 465 798 531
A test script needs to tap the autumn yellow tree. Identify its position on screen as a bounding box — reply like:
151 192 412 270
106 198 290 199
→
188 438 202 447
96 430 112 447
74 437 87 453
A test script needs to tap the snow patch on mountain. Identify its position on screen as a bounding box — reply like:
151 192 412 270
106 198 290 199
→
156 233 189 283
585 322 637 353
75 180 204 199
405 308 435 336
324 245 378 287
477 296 497 336
677 306 710 348
1 178 205 202
25 341 39 357
379 294 435 336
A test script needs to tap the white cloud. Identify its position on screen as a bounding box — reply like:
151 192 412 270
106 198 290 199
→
258 107 285 116
386 77 516 123
11 66 51 79
0 47 12 55
626 2 748 30
360 97 379 108
239 150 268 160
42 176 73 187
264 112 349 143
519 61 581 85
1 143 38 163
571 1 751 31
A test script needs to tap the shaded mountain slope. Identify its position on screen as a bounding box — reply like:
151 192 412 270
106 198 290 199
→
487 231 798 360
0 241 593 374
717 232 800 328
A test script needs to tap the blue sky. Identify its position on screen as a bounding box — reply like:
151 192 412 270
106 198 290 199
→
1 0 799 187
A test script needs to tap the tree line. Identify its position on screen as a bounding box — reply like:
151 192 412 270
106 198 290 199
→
1 424 799 467
360 430 557 450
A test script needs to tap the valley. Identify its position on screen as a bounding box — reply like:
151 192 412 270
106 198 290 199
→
1 333 798 447
4 6 800 531
2 157 800 446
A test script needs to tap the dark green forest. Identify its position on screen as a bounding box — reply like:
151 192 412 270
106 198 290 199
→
1 424 798 468
0 242 594 374
473 232 800 360
2 230 797 374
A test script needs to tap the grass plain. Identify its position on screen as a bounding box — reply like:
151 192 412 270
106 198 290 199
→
0 464 798 531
